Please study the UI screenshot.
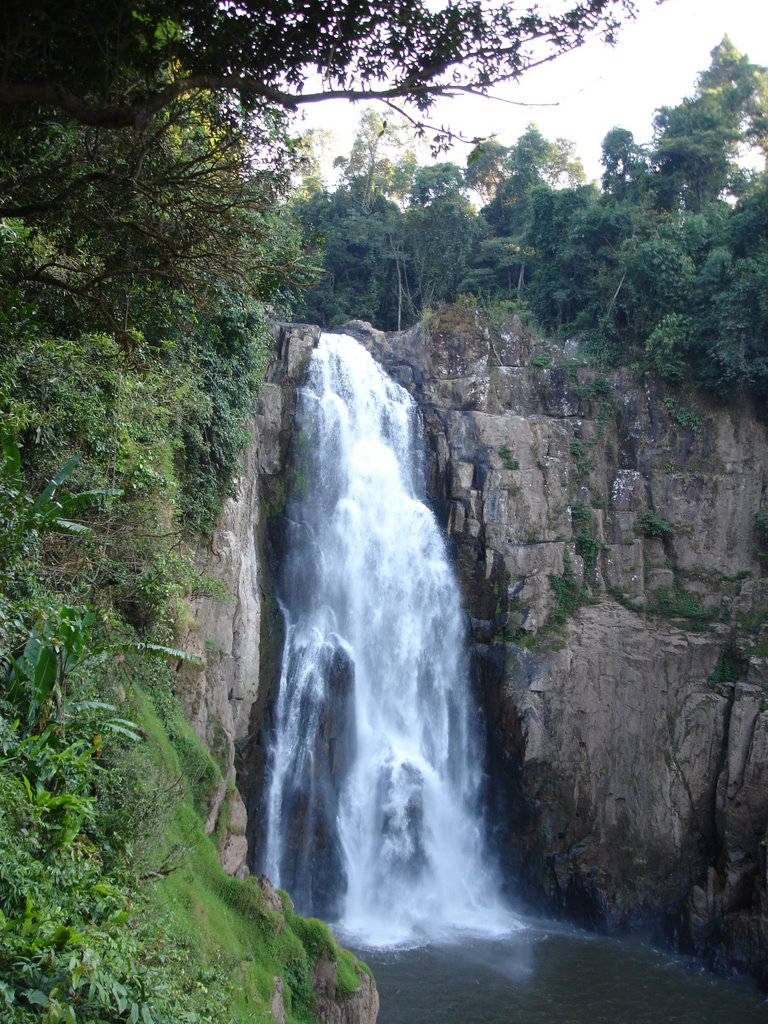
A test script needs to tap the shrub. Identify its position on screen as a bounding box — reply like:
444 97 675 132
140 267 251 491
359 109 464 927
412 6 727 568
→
549 552 582 624
636 509 673 538
498 445 519 471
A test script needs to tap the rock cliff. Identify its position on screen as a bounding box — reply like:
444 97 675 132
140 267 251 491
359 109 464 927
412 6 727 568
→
185 309 768 992
320 308 768 983
178 325 317 874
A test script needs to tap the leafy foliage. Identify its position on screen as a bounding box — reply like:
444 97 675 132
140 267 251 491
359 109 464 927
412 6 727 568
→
548 553 582 625
293 42 768 410
635 510 674 539
647 584 712 623
498 446 519 471
0 1 635 130
0 451 366 1024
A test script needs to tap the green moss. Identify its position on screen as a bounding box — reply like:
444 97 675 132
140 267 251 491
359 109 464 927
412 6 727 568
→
584 376 612 400
708 642 745 686
336 949 369 996
130 689 367 1024
663 396 703 435
574 531 605 581
569 500 592 529
569 440 594 478
549 552 582 625
608 585 644 613
647 584 711 623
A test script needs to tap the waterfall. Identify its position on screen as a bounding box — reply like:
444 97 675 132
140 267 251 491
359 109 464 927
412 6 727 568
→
263 332 514 945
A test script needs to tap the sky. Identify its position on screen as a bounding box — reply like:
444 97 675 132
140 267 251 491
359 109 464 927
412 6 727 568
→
298 0 768 183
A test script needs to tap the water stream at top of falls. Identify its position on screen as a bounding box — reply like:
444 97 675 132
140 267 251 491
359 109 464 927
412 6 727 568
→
262 332 516 946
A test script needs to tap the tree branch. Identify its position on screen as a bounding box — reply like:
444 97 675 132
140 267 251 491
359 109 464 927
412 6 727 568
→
0 16 627 131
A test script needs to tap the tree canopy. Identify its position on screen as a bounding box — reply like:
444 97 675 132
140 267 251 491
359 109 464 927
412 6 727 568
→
291 40 768 406
1 0 635 132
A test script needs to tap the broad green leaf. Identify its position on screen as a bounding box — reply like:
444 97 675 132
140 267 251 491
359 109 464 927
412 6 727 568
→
52 519 92 535
25 990 49 1007
59 487 124 508
32 453 82 509
31 644 59 715
117 641 204 666
103 722 143 741
69 700 117 714
2 439 22 486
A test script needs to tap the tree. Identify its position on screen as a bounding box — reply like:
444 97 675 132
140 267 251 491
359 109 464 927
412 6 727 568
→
404 164 483 312
652 38 768 211
697 36 768 160
335 109 418 211
289 188 404 328
1 0 635 131
294 128 336 199
600 127 650 200
465 140 509 203
1 0 636 333
409 162 467 206
1 93 310 334
471 125 586 301
483 125 586 236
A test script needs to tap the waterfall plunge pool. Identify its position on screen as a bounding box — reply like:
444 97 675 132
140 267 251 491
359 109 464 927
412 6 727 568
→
345 924 767 1023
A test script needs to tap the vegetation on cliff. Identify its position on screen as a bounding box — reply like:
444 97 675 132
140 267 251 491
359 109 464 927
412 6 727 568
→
291 38 768 406
0 340 368 1021
1 2 373 1019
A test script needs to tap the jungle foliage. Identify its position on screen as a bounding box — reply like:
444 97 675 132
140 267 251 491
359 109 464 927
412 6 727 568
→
0 2 376 1021
292 38 768 406
0 442 371 1023
0 0 633 131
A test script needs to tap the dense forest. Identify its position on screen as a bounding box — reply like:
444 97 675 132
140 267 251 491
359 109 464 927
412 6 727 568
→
1 0 766 1019
293 37 768 405
0 5 337 1021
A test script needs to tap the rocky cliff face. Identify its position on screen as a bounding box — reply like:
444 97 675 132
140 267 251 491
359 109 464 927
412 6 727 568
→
185 310 768 993
330 308 768 983
178 325 319 875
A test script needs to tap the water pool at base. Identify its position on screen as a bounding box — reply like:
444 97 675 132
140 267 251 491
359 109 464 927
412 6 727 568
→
350 925 767 1023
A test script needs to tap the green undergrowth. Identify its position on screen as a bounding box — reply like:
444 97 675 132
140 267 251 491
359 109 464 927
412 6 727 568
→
0 445 368 1024
0 649 368 1024
549 552 582 625
608 582 715 628
147 675 369 1014
137 685 369 1024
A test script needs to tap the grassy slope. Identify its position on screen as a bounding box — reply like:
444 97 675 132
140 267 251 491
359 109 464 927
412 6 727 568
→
130 686 370 1024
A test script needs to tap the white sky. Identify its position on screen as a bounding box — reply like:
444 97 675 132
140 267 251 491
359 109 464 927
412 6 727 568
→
298 0 768 182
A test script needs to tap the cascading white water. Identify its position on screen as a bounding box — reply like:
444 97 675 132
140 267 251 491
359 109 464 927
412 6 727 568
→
263 332 515 945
